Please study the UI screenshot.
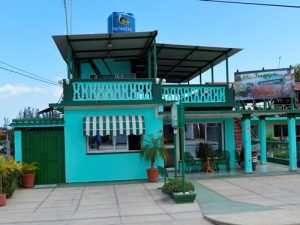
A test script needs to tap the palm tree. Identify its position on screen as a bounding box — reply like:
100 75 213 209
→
140 135 168 168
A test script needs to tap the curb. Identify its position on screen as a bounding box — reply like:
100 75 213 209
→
204 215 239 225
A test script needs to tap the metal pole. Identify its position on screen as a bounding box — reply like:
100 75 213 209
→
153 39 157 79
5 128 10 158
174 129 177 178
178 102 186 193
199 73 202 84
148 48 152 79
226 53 229 86
211 64 214 83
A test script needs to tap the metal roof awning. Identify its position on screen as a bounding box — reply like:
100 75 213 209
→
53 31 241 83
53 31 158 61
145 44 240 83
84 115 145 136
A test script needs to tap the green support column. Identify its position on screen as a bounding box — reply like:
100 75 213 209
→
211 64 214 83
226 53 229 85
259 117 267 164
147 48 152 78
153 40 157 79
199 74 202 84
225 118 235 168
174 129 178 178
178 103 186 193
242 115 252 173
288 115 297 171
67 41 73 79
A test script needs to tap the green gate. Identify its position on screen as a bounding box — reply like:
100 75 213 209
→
22 127 65 184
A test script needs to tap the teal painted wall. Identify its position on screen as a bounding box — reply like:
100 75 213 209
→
14 131 22 162
80 59 131 79
64 106 163 183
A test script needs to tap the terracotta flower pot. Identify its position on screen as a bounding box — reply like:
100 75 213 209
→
21 173 36 188
147 168 159 182
0 193 6 207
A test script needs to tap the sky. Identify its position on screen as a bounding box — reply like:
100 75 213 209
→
0 0 299 124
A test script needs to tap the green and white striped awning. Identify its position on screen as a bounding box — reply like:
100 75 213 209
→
84 115 145 136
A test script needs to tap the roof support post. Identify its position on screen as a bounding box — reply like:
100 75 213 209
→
226 53 229 86
288 114 297 171
148 48 152 79
211 64 214 83
67 40 73 79
242 114 252 173
199 70 202 84
259 116 267 165
153 39 157 79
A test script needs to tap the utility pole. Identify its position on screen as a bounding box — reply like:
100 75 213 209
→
4 118 10 159
278 56 282 68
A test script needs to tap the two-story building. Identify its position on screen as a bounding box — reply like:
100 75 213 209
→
12 30 244 184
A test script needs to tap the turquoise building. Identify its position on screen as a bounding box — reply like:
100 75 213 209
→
13 30 271 184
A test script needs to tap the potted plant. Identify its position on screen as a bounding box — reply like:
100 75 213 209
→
2 158 21 198
0 156 7 206
140 135 168 182
196 143 213 172
162 179 196 203
21 162 39 188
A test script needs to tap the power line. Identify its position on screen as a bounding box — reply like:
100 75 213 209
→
0 61 57 84
70 0 73 34
199 0 300 9
0 66 60 86
63 0 69 34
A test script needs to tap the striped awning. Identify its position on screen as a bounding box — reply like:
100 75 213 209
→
84 115 145 136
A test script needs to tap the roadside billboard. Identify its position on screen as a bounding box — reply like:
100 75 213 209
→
234 67 295 101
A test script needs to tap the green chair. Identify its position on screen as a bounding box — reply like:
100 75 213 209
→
181 152 202 172
213 150 230 171
157 165 174 183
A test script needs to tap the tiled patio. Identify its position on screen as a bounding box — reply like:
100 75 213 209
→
0 182 211 225
172 162 298 180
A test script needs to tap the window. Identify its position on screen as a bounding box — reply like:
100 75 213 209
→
274 125 288 139
84 115 145 154
87 134 142 153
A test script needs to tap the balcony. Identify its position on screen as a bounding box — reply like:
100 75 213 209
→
62 79 234 107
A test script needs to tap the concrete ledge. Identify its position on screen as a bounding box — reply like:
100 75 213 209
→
204 215 238 225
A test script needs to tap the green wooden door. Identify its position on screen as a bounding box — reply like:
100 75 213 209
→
22 128 65 184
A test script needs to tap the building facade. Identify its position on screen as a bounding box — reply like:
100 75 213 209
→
12 30 245 184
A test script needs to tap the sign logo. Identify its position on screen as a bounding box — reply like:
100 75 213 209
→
118 15 130 25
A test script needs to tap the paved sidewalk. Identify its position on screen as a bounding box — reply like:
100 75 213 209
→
196 174 300 225
0 182 211 225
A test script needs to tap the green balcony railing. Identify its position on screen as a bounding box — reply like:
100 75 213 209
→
62 79 234 106
71 80 153 101
161 85 226 103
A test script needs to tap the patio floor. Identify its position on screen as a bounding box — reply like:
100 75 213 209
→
171 162 299 180
0 182 211 225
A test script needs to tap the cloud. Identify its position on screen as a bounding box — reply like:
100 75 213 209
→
0 84 60 99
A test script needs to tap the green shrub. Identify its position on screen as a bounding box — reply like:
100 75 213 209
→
21 162 39 174
1 157 22 198
162 179 195 195
3 175 18 198
274 150 289 159
266 133 274 141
